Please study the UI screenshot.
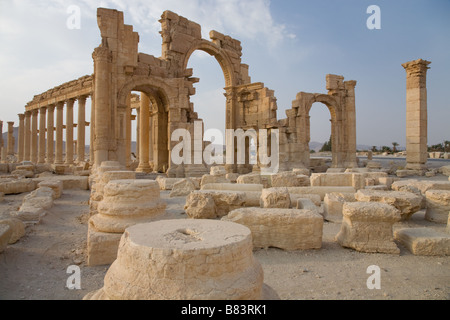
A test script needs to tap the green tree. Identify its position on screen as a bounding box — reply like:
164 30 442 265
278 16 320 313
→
320 136 332 152
392 142 399 153
371 146 378 152
381 146 392 153
444 141 450 152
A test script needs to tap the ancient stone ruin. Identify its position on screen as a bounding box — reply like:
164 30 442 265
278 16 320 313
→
0 7 449 301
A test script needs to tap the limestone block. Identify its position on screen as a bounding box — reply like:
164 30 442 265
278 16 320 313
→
296 198 321 217
323 192 356 222
310 173 365 190
326 168 346 173
156 177 185 190
392 179 450 194
85 219 274 300
38 180 63 199
210 166 227 176
260 187 291 209
355 189 422 220
201 183 263 192
225 173 239 183
0 192 3 202
11 170 34 178
0 224 12 253
0 218 25 244
271 172 310 187
0 178 36 195
336 202 401 254
223 208 323 251
169 178 196 197
292 168 310 176
200 174 229 187
185 190 246 218
237 173 262 185
289 193 321 207
394 228 450 256
87 225 123 266
184 192 217 219
22 187 55 210
16 165 34 172
287 186 356 201
441 165 450 177
425 190 450 224
12 207 45 224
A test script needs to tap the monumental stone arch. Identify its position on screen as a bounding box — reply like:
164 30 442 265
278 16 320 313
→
16 7 358 175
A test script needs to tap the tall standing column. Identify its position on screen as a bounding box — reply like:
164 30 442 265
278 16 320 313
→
92 44 112 167
30 110 38 163
38 107 47 164
136 106 140 163
77 96 87 163
65 99 74 164
136 92 151 173
46 105 55 164
18 114 25 163
0 120 3 153
402 59 431 171
24 111 31 161
7 121 15 156
55 102 64 164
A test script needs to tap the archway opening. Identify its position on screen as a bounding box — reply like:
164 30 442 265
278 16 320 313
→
187 49 227 160
308 102 333 171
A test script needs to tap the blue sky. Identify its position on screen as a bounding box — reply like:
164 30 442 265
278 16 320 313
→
0 0 449 148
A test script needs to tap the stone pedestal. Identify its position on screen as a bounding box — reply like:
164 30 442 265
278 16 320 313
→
336 202 401 254
425 190 450 224
87 179 166 266
84 219 278 300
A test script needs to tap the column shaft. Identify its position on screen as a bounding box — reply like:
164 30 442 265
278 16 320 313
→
38 107 47 164
7 121 15 156
65 99 74 164
24 112 31 161
77 96 87 162
55 103 64 164
31 111 38 163
136 93 151 172
47 105 55 164
18 114 25 163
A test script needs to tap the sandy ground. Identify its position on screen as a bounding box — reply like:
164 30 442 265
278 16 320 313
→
0 176 449 300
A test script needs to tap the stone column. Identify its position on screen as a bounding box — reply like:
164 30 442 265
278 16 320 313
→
344 80 358 168
47 105 55 164
402 59 431 171
92 45 112 167
31 110 38 163
136 93 151 173
17 114 25 163
55 102 64 164
24 111 31 162
77 96 87 163
38 107 47 164
126 94 132 168
136 107 140 162
65 99 74 164
0 120 3 152
7 121 15 156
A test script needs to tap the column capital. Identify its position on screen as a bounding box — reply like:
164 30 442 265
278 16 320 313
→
18 113 25 120
66 98 75 106
39 106 47 112
77 95 89 102
47 104 56 111
31 109 39 115
402 59 431 76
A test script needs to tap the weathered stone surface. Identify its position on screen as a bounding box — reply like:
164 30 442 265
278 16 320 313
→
169 178 196 197
310 173 365 190
355 189 422 220
200 174 230 187
0 192 3 202
156 177 184 190
271 172 310 187
336 202 401 254
0 224 12 253
201 183 263 192
292 168 310 176
0 178 36 195
225 173 239 183
287 186 356 201
260 187 291 209
425 190 450 224
394 228 450 256
210 166 227 176
237 173 262 185
323 192 356 222
87 226 123 266
85 219 274 300
184 192 217 219
11 170 34 178
392 179 450 194
22 187 55 211
38 180 63 199
185 190 247 219
440 165 450 176
289 193 321 207
223 208 323 251
0 218 25 244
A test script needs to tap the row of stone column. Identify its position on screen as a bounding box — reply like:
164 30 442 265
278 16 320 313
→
14 96 89 165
